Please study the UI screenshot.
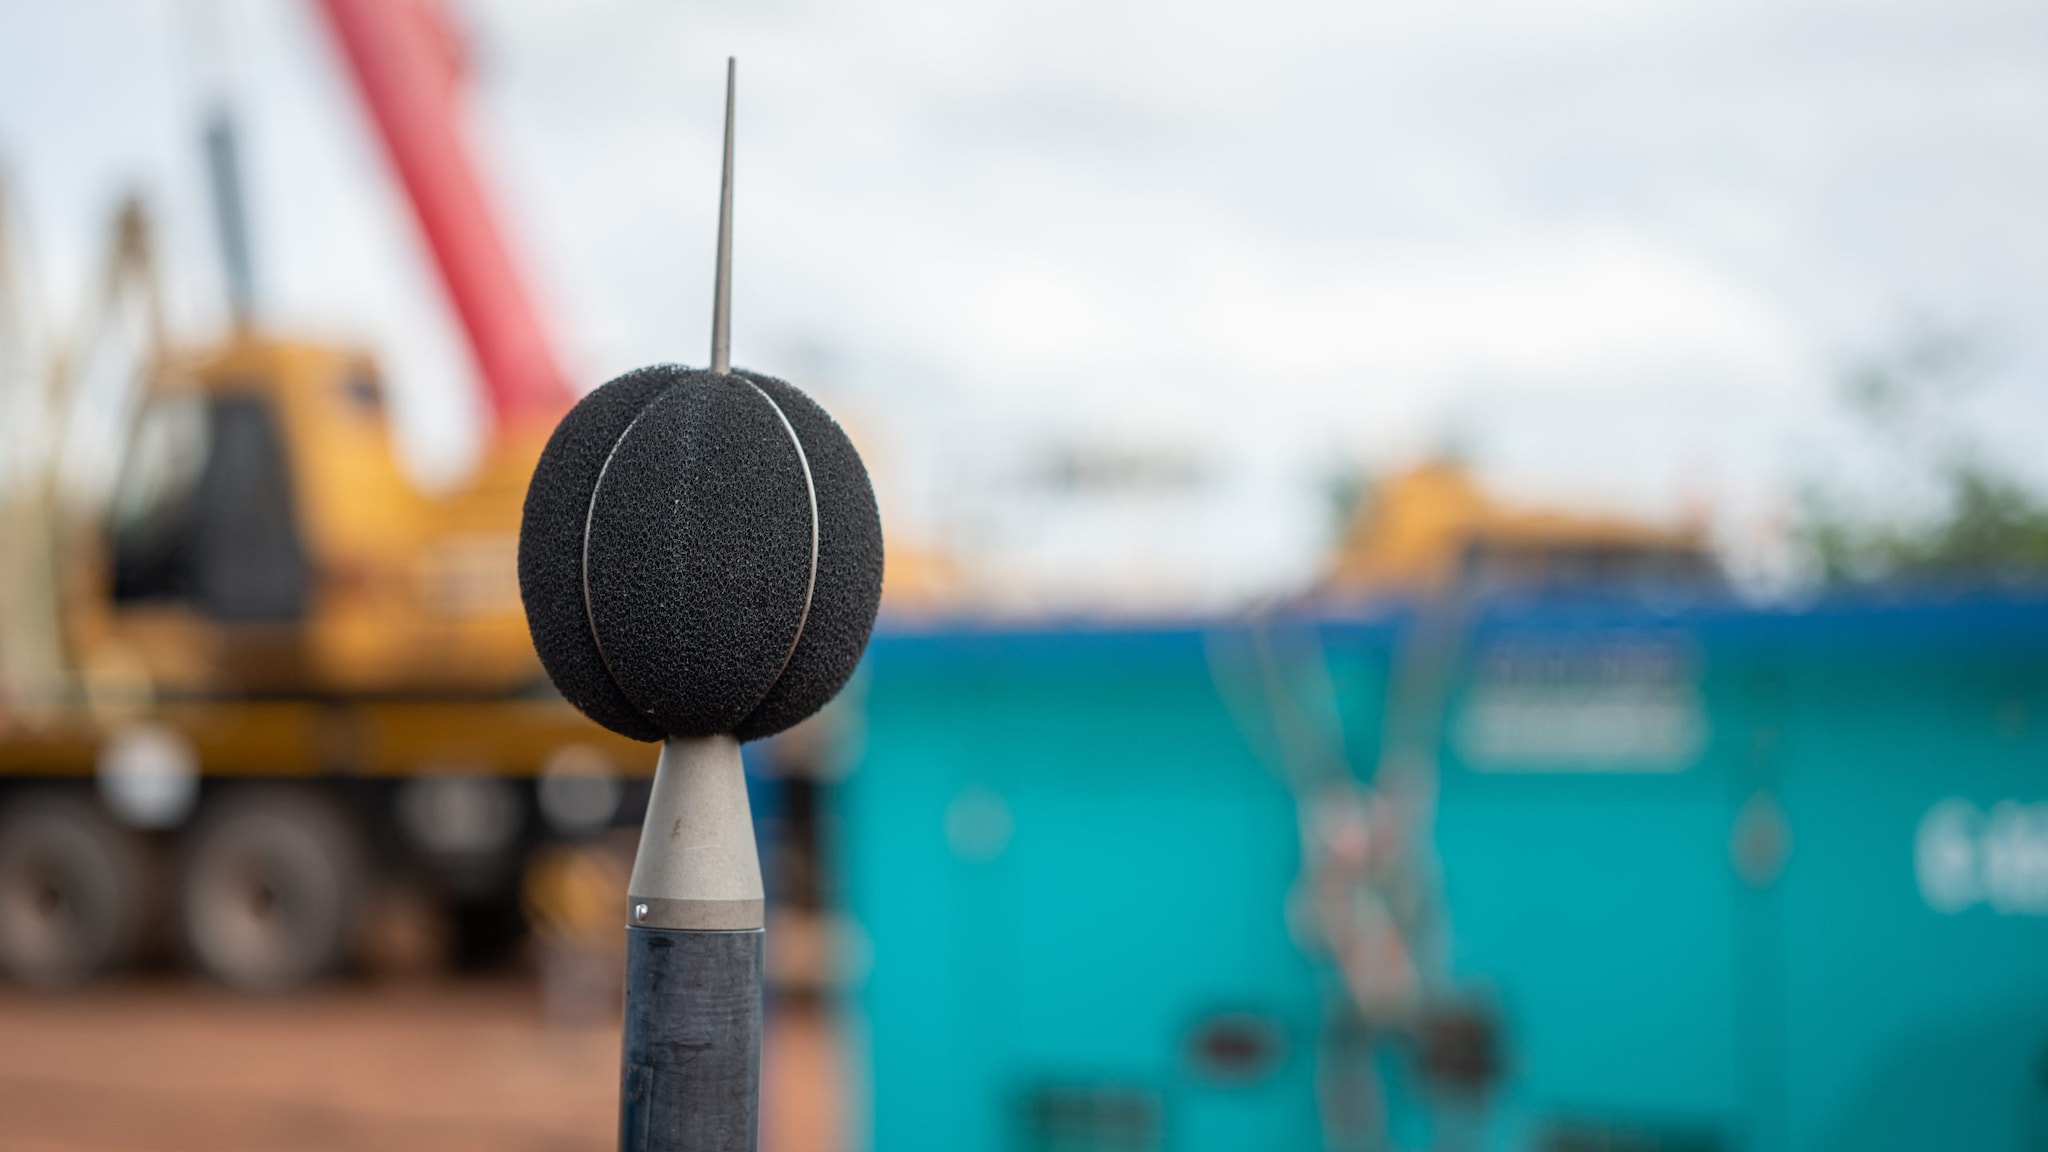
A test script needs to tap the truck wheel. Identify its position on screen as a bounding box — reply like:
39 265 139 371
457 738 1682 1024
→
179 790 364 992
0 792 148 987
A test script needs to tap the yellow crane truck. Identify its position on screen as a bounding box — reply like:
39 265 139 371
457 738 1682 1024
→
0 0 645 991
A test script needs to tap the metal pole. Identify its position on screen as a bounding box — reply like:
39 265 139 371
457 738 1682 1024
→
619 735 764 1151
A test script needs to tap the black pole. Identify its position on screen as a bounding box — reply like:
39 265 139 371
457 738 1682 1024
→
620 928 763 1151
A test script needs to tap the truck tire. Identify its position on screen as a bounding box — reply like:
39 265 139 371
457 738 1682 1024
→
0 791 149 987
179 789 364 992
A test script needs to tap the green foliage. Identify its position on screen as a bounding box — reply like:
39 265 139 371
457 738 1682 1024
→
1803 460 2048 586
1797 330 2048 588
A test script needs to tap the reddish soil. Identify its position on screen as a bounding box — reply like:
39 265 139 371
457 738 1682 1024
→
0 980 840 1152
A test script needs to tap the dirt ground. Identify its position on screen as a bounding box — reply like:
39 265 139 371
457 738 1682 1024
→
0 980 841 1152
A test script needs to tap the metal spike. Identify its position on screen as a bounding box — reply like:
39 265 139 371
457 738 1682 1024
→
710 57 736 375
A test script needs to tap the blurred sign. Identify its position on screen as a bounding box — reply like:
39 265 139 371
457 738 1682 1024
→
1455 637 1705 772
1916 797 2048 915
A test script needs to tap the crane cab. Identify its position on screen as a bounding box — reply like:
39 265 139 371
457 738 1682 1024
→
80 337 541 702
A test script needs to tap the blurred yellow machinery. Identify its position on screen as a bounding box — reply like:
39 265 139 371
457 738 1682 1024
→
0 0 648 992
1323 459 1720 597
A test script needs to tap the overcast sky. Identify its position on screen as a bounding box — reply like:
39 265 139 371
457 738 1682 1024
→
4 0 2047 606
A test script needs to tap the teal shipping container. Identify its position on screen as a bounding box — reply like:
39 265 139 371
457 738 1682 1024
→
831 596 2048 1152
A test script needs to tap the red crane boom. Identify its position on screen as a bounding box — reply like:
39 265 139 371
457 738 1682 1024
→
313 0 571 431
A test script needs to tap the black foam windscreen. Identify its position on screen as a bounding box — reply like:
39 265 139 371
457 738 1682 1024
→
518 363 884 743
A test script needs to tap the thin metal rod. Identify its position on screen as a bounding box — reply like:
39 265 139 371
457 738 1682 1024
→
710 57 735 375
